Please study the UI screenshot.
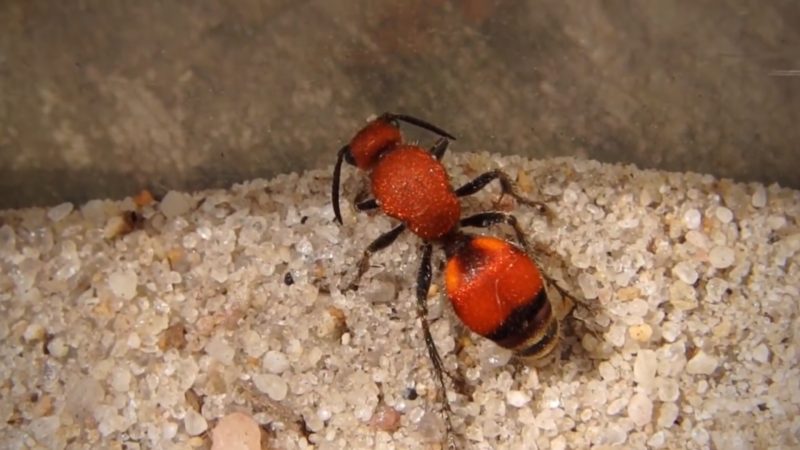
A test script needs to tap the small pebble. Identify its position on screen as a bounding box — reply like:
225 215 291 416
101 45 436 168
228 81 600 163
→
31 394 53 417
627 393 653 427
46 336 69 358
616 286 641 301
253 373 289 401
691 427 710 446
686 351 718 375
481 346 513 368
211 412 262 450
751 343 769 363
683 209 701 229
368 405 402 432
766 214 786 230
506 390 532 408
81 199 107 223
551 435 567 450
64 376 105 419
672 261 698 284
709 246 735 269
669 281 698 311
127 332 141 349
162 421 178 440
656 378 680 402
23 323 46 342
602 425 628 446
647 431 666 448
160 191 192 218
262 350 290 374
685 230 709 249
184 409 208 436
598 361 618 381
634 350 657 389
629 324 653 343
305 412 325 433
751 186 767 208
159 323 187 351
133 190 155 207
103 214 135 239
108 270 138 300
205 336 235 366
715 206 733 223
577 273 599 299
661 321 681 342
47 202 74 222
30 416 61 440
109 366 131 392
607 397 627 415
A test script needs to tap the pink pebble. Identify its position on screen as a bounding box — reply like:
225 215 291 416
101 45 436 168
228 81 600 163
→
211 412 262 450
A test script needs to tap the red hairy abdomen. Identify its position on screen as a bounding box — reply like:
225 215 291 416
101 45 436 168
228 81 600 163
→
445 237 544 336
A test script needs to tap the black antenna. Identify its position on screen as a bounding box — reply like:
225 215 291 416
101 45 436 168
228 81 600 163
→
331 145 350 224
386 113 456 140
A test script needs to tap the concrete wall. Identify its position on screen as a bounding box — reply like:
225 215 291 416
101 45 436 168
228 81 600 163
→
2 0 798 208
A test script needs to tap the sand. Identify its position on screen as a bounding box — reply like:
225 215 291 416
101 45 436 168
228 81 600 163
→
0 153 798 449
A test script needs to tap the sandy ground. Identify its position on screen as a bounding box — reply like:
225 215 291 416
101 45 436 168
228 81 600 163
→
0 153 799 449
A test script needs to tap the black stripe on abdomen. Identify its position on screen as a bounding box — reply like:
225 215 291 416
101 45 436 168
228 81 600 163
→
486 288 551 350
516 320 559 358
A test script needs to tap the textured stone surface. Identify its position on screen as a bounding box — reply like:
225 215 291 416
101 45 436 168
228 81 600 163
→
1 1 799 209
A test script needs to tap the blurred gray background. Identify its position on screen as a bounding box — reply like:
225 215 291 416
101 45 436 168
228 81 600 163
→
1 0 798 209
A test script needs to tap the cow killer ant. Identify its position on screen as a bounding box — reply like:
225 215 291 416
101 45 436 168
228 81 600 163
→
332 113 579 446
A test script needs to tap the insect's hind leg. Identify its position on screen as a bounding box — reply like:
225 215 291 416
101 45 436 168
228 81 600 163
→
345 224 406 291
430 137 450 160
416 243 460 448
459 212 600 317
455 169 550 216
459 211 532 253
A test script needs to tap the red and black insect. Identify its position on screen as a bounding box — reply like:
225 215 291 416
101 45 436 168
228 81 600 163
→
332 113 570 441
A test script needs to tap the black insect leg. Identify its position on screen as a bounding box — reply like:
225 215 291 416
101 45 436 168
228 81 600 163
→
332 145 352 224
455 169 550 215
459 212 588 304
459 212 532 253
345 224 406 291
529 241 601 319
415 243 458 448
430 137 450 160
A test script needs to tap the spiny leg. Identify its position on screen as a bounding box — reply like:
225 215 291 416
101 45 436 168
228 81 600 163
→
455 169 549 215
416 243 457 446
430 137 450 160
459 212 532 253
544 273 603 340
512 236 586 307
532 241 602 319
331 145 351 225
460 211 598 315
345 224 406 291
